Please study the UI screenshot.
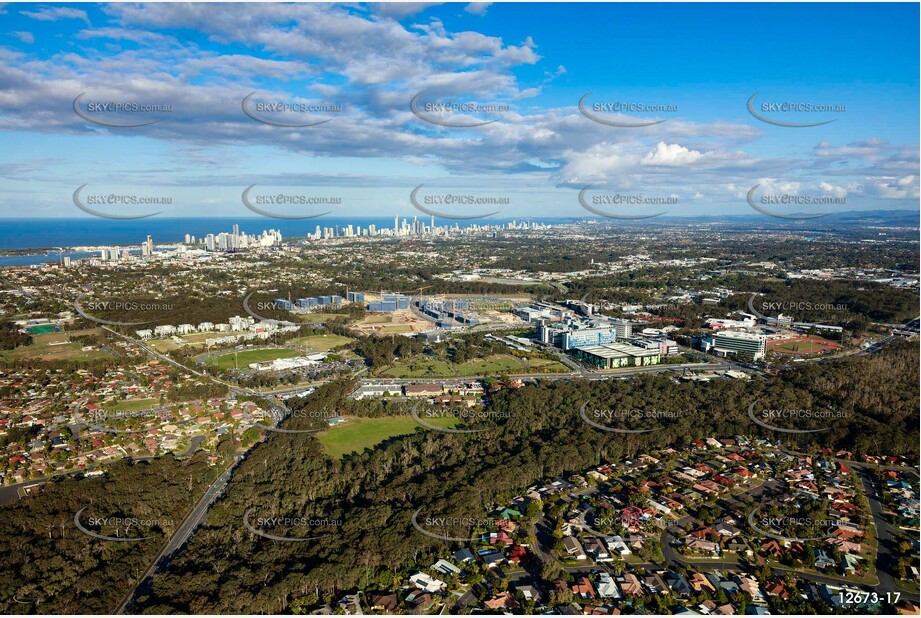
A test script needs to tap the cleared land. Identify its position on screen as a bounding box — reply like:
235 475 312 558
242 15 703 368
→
379 353 568 378
378 324 414 334
204 348 300 370
290 334 354 352
316 415 460 459
147 339 180 353
0 329 110 362
353 310 431 336
146 330 253 352
298 312 350 324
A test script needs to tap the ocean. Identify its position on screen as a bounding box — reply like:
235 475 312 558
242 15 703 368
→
0 217 573 266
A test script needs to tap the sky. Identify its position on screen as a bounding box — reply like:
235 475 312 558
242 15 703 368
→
0 2 918 220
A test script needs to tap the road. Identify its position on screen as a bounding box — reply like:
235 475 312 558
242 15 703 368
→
238 358 735 399
856 467 918 600
97 318 915 609
179 435 205 457
116 457 239 613
99 326 292 614
0 478 49 506
348 360 735 386
103 326 225 384
656 469 920 604
104 320 744 403
553 465 920 606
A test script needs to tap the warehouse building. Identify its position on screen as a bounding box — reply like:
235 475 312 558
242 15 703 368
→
571 342 661 369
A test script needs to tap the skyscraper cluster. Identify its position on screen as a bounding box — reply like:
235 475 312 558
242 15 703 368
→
305 216 550 241
184 226 283 251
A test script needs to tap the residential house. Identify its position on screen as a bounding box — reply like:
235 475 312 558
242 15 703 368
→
563 536 587 560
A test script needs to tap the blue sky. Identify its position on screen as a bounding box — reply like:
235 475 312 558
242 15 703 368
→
0 2 918 220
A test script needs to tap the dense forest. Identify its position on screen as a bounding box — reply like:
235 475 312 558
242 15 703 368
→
722 277 920 325
0 320 32 350
127 342 918 613
0 443 235 614
561 274 919 330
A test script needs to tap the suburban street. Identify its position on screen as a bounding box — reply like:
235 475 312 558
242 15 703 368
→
31 311 911 614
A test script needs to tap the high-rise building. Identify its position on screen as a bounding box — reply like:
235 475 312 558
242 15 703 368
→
712 331 767 361
561 327 619 350
610 318 632 339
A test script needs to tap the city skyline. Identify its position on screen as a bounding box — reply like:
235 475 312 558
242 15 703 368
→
0 4 918 616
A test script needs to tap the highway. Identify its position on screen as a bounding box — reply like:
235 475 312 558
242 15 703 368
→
115 459 239 613
95 318 915 611
345 360 735 385
100 326 292 614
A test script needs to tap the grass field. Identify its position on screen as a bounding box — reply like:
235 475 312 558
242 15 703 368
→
103 398 158 411
316 415 460 459
290 334 354 352
180 330 250 344
769 337 839 355
379 353 568 378
204 347 300 370
147 339 180 353
360 315 393 324
0 329 110 362
146 331 253 352
528 357 568 371
299 313 349 324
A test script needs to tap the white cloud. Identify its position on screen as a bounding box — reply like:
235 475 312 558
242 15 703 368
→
374 3 444 18
11 31 34 44
819 182 847 198
465 3 493 16
0 2 914 214
868 175 920 199
814 138 887 160
21 6 91 26
642 142 703 166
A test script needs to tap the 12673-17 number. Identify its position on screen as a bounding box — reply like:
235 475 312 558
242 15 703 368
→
837 591 901 606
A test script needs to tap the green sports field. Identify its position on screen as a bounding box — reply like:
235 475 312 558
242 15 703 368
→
26 324 60 334
316 415 460 459
769 337 839 355
103 398 159 411
290 334 354 352
204 348 300 370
